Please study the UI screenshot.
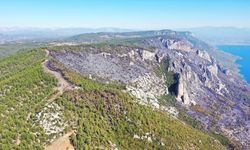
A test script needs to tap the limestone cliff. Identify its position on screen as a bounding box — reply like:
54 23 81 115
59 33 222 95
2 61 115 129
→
51 30 250 149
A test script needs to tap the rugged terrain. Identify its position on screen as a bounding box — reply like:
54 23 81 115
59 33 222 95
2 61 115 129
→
0 47 226 150
50 30 250 149
0 29 249 149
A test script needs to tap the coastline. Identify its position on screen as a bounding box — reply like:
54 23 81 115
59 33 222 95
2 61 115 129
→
217 45 250 83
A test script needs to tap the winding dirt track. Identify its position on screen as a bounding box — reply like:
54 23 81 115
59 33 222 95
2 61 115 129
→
43 60 75 95
43 49 76 150
43 49 77 96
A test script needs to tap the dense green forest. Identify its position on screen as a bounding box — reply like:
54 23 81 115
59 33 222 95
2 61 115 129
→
0 49 56 149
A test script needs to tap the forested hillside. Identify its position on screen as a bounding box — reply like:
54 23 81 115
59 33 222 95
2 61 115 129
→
0 47 226 149
0 49 56 149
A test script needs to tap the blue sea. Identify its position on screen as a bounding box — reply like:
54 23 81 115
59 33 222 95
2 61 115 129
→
217 45 250 83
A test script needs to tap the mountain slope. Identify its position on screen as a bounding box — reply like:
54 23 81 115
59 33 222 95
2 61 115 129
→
46 54 227 149
0 45 226 149
0 49 56 149
53 29 250 149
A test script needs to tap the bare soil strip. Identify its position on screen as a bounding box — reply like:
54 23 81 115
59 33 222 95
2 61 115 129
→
45 131 75 150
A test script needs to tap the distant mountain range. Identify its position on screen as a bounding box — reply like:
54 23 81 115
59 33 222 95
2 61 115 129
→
177 27 250 45
1 27 250 45
0 27 134 43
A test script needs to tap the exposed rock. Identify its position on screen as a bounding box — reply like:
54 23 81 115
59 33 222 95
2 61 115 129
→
176 75 191 105
140 50 155 61
133 132 157 144
138 32 250 149
100 52 111 58
35 102 67 141
147 137 152 142
51 30 250 148
51 48 148 83
166 39 195 52
207 63 218 76
161 106 179 117
155 51 166 63
51 46 167 110
133 134 140 139
196 50 212 62
126 72 166 108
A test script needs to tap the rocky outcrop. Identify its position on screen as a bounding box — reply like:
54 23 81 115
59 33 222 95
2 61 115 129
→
51 30 250 148
35 102 67 142
176 75 191 105
166 39 195 52
207 63 218 76
140 50 155 61
51 46 168 109
51 48 148 84
126 72 166 108
137 31 250 149
196 50 212 62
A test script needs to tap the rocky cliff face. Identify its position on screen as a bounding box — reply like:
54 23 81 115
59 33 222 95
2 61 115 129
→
137 31 250 149
51 30 250 149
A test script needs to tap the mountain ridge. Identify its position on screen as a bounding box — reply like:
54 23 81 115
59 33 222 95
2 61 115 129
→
0 29 249 149
49 29 250 149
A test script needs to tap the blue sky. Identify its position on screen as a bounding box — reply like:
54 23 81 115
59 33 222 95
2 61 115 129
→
0 0 249 29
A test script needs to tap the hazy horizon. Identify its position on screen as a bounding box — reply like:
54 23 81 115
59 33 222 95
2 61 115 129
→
0 26 250 31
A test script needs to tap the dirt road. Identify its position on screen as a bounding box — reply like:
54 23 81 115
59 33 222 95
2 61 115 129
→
43 49 77 150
